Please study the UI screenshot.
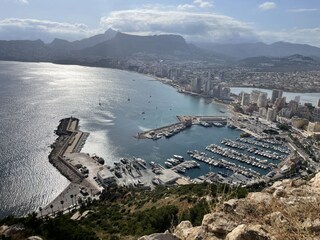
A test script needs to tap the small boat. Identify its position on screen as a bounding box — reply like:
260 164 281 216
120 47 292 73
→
173 155 184 161
164 162 173 168
176 168 186 174
115 170 122 178
227 124 237 129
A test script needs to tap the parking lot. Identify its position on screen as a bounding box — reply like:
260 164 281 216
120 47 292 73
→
65 152 104 193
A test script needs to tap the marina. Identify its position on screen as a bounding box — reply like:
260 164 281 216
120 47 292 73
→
136 115 228 140
45 115 294 216
49 118 193 190
9 114 294 218
188 150 261 179
206 143 275 170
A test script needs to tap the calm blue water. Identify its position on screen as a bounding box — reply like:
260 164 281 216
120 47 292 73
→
0 61 231 218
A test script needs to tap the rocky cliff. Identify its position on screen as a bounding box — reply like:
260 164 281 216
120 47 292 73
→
140 172 320 240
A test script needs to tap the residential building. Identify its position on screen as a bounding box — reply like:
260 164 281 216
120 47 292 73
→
257 92 268 108
308 122 320 133
259 107 267 118
250 90 262 103
313 108 320 121
241 92 250 106
266 108 277 122
271 89 283 103
191 77 202 93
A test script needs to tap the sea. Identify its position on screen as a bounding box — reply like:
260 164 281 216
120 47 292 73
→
0 61 319 218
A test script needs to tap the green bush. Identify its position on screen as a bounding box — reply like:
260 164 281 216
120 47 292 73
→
189 199 210 226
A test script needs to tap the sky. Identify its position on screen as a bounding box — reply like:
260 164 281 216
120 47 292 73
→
1 0 320 46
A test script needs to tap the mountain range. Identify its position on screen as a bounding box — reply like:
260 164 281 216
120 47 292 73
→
1 28 320 67
80 31 196 58
196 41 320 60
238 54 320 71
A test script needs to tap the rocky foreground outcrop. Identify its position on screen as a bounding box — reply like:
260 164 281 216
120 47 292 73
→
140 172 320 240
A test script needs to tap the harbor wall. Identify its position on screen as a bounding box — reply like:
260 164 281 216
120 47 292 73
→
48 117 88 183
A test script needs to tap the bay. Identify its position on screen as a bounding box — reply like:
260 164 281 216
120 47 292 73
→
1 61 316 218
0 61 230 218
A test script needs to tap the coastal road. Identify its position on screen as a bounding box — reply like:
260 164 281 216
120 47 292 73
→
39 183 81 217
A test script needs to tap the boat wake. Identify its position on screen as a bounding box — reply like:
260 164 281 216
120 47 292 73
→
138 126 151 131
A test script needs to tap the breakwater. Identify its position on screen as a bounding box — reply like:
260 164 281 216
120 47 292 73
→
49 117 89 183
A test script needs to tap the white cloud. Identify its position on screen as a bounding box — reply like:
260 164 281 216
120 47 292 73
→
1 7 320 47
193 0 214 8
258 2 276 11
0 18 89 33
0 18 98 42
177 4 195 11
258 28 320 47
100 9 257 43
288 8 318 13
19 0 29 4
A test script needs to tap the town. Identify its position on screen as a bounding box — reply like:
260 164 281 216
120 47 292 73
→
85 55 320 93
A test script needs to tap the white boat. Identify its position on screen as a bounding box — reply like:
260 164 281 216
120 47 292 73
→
167 158 179 165
164 162 173 168
173 155 184 161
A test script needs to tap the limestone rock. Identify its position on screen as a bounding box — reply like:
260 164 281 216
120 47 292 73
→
303 218 320 232
246 192 272 205
310 172 320 190
2 223 25 237
174 221 193 239
272 187 286 198
0 225 9 235
138 232 178 240
288 188 306 197
140 171 320 240
223 199 238 213
179 226 206 240
226 224 271 240
202 212 237 236
265 212 288 227
291 179 306 188
27 236 43 240
174 221 222 240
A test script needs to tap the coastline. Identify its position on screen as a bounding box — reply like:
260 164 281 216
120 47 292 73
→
1 60 320 94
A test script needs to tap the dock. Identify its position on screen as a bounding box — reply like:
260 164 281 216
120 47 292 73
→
49 117 87 183
135 115 228 140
